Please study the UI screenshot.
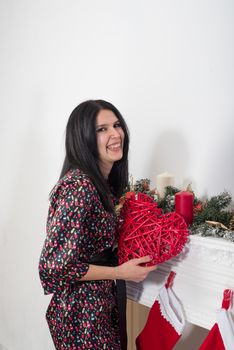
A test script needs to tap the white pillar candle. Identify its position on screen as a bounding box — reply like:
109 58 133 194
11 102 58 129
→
156 172 175 198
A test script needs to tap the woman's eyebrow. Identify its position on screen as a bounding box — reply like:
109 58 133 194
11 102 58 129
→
96 120 119 127
96 123 108 127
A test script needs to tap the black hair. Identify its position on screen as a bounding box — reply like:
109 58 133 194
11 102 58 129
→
60 99 129 212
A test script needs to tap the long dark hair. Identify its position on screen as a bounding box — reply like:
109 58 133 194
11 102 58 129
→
60 99 129 212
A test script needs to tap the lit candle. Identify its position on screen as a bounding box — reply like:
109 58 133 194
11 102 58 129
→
175 190 194 225
156 172 175 198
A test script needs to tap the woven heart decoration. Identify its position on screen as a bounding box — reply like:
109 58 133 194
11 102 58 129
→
117 193 189 266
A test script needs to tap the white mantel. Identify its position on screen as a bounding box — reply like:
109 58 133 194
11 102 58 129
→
126 235 234 330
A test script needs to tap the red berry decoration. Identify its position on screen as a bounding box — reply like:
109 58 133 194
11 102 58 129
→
117 193 189 266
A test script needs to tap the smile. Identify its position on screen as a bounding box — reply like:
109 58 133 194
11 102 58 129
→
107 142 122 151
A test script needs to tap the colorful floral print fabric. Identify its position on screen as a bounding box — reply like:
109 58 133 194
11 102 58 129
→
39 169 121 349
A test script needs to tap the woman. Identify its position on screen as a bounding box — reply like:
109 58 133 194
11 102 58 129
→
39 100 156 350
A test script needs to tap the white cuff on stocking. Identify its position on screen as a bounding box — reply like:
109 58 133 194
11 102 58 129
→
217 308 234 350
158 285 185 335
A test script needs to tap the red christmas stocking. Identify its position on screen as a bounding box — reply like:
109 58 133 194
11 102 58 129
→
199 289 234 350
136 271 185 350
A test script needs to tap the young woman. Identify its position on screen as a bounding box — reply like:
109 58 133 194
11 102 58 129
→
39 100 156 350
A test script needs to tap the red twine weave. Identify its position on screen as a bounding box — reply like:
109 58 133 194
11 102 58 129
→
117 193 189 266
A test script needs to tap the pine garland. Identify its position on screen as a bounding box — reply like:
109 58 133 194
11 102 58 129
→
157 186 179 213
192 191 232 227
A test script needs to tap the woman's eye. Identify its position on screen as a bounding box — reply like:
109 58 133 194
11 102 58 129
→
114 123 121 128
96 127 106 132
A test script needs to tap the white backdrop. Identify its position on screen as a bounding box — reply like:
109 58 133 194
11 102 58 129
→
0 1 233 349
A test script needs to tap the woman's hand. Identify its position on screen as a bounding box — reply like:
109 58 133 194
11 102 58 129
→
115 256 157 282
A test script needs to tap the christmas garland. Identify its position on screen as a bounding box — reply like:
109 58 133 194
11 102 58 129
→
117 178 234 242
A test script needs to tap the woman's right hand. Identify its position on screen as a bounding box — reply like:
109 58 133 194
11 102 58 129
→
115 256 157 282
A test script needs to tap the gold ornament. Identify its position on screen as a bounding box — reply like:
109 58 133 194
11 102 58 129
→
205 220 228 230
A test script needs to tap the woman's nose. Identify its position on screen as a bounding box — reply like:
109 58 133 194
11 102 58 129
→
110 127 120 137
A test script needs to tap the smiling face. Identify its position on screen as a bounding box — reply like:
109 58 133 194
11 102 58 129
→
96 109 125 178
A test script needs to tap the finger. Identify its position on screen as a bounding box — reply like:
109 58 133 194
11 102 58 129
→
146 265 157 272
134 255 152 264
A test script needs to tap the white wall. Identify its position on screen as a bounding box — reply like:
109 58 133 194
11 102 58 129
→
0 1 233 349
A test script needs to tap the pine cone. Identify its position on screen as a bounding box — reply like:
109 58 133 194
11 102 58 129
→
229 214 234 231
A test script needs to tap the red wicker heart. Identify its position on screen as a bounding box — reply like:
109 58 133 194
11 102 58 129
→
117 193 188 265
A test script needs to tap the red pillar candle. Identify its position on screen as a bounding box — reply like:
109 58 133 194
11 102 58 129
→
175 191 194 225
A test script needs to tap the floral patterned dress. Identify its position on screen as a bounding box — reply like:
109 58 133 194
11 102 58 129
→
39 169 123 350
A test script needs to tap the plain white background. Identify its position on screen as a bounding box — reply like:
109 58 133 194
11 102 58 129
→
0 1 233 349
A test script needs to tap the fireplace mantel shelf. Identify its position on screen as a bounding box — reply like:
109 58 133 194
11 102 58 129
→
126 235 234 329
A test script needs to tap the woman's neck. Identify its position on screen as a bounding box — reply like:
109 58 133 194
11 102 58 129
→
98 161 113 180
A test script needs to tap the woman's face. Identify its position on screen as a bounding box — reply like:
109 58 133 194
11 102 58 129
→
96 109 125 177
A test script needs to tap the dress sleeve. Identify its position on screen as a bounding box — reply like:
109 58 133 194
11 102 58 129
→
39 177 92 294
